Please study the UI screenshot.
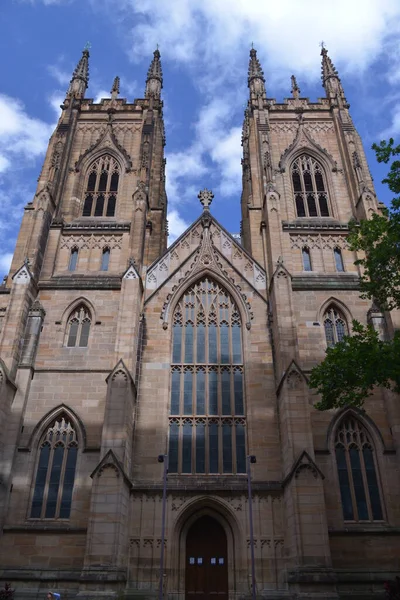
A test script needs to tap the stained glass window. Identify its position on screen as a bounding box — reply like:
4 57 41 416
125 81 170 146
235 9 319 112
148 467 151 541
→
292 155 331 217
335 416 383 522
30 418 78 519
82 155 119 217
168 278 246 474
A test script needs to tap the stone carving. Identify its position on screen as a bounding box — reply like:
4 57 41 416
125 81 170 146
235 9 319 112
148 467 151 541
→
171 496 188 511
290 233 348 250
60 234 122 250
124 265 139 280
286 369 303 389
198 188 214 210
13 264 31 284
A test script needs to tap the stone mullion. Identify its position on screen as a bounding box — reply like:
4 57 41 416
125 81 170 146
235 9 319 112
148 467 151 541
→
55 442 68 518
344 443 358 521
359 446 374 521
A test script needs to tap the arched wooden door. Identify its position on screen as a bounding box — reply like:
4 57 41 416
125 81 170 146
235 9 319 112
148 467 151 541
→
185 516 228 600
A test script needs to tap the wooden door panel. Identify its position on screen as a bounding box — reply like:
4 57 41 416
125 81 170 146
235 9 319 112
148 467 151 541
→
185 516 228 600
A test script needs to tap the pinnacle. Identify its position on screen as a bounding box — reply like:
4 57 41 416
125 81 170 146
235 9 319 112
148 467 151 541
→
72 48 90 85
248 47 265 84
111 75 120 98
320 45 339 85
146 47 163 84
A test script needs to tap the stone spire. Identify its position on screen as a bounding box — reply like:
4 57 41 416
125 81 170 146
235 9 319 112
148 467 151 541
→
111 76 120 100
145 48 163 100
248 47 266 101
320 46 348 107
66 45 90 100
291 75 300 99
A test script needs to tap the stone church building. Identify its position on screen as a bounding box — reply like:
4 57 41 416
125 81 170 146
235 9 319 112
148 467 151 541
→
0 45 399 600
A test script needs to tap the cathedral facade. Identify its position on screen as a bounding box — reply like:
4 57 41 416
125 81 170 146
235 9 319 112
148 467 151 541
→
0 46 399 600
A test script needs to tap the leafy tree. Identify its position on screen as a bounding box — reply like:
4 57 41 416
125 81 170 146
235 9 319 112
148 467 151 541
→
0 583 15 600
310 139 400 410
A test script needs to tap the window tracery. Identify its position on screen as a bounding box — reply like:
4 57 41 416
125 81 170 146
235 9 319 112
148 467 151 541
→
66 305 91 347
168 278 246 475
335 416 383 522
292 154 330 217
30 417 78 519
82 155 119 217
323 306 347 347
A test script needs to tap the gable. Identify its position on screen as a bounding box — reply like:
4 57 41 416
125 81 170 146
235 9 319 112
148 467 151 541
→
145 214 267 295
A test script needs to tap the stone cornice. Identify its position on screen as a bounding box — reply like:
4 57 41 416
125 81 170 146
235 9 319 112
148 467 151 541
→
39 276 122 290
292 274 359 291
283 219 349 232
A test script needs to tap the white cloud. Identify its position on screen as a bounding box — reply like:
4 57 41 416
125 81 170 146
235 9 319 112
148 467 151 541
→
168 209 190 244
0 253 13 276
112 0 400 85
380 103 400 138
48 64 71 87
93 89 110 103
0 95 54 168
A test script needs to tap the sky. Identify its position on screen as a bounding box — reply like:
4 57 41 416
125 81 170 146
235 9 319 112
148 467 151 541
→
1 0 400 279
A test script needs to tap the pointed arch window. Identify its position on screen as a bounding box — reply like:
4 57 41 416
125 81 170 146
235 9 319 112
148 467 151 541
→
66 305 91 347
82 155 119 217
323 306 347 347
335 416 383 522
169 277 246 475
30 417 78 519
292 155 330 218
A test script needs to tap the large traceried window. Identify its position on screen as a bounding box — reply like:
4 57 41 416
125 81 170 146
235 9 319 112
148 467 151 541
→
30 417 78 519
292 154 330 218
335 416 383 522
323 306 347 348
82 155 119 217
66 305 91 347
168 278 246 475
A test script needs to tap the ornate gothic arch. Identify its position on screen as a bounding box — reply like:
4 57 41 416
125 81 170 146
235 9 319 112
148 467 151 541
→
60 297 96 327
317 296 353 327
27 403 87 452
161 268 252 331
327 407 385 453
169 495 244 595
74 126 132 174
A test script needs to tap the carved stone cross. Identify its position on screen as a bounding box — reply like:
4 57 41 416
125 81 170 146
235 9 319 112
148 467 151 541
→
198 188 214 210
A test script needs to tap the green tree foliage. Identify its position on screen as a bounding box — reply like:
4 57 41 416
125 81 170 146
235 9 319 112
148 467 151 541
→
0 583 14 600
310 139 400 410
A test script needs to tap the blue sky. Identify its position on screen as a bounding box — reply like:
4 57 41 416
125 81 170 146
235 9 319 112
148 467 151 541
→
1 0 400 279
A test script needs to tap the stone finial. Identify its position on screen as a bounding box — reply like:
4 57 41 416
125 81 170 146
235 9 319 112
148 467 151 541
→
291 75 300 99
111 76 120 100
66 47 90 99
145 48 163 99
198 188 214 211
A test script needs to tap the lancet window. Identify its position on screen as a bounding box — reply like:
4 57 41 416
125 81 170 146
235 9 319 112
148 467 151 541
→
30 417 78 519
292 155 330 217
168 278 246 475
82 155 119 217
335 416 383 522
323 306 347 348
66 305 91 347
